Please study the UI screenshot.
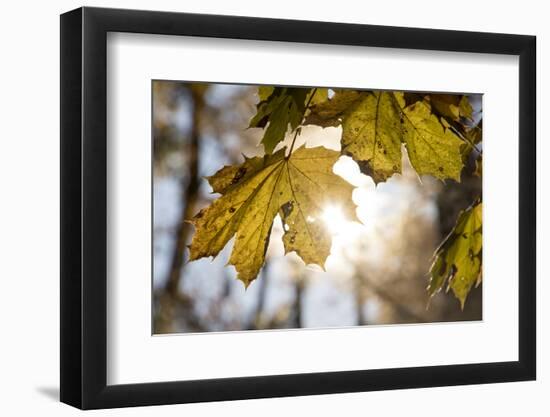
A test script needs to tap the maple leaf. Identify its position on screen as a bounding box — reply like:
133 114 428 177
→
308 87 329 106
188 146 358 287
249 87 311 154
304 89 364 127
399 94 464 181
404 93 473 123
429 94 462 122
458 95 474 121
428 201 482 309
340 91 403 183
257 86 274 101
474 155 482 177
305 90 465 183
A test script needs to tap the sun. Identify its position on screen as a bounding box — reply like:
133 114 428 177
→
321 205 350 235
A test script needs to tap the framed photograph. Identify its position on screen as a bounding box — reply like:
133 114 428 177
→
60 6 536 409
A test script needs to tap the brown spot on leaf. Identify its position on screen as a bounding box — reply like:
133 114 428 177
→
281 201 294 218
231 167 247 185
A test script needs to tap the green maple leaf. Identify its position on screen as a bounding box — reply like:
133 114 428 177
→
429 201 482 308
188 146 358 287
249 87 311 154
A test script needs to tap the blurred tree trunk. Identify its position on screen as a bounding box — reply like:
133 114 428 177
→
291 276 304 328
155 87 204 333
360 272 427 323
436 175 481 237
247 262 270 330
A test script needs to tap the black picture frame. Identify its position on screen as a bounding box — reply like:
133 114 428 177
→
60 6 536 410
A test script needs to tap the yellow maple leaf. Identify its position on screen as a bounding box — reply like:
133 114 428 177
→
188 146 358 287
306 90 465 183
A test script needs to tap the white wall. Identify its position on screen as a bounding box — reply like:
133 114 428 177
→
0 0 545 415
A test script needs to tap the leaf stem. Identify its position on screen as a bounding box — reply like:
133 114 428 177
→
286 88 317 158
286 128 301 159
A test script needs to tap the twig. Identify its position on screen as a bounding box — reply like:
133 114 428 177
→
286 88 317 158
